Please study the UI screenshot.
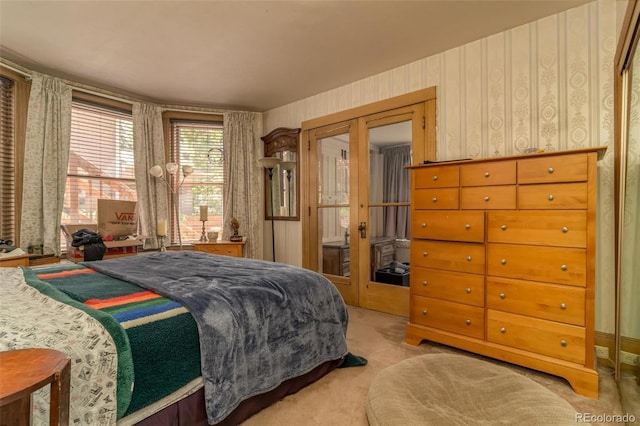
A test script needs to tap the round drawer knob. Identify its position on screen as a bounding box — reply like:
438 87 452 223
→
499 293 506 299
466 288 472 294
423 252 429 257
432 197 438 203
501 259 507 265
501 225 507 231
484 172 490 178
548 194 554 201
548 167 555 174
500 327 506 334
484 196 490 202
422 309 428 315
422 281 428 286
433 175 438 181
466 319 472 325
421 223 427 228
560 340 567 347
466 256 472 262
465 224 471 230
561 226 568 233
560 303 567 310
561 264 568 271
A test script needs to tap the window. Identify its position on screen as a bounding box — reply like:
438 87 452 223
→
166 115 224 243
0 69 28 245
63 97 135 235
0 75 15 242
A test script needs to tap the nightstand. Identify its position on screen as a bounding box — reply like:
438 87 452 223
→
0 254 30 268
193 241 245 258
322 242 350 277
0 348 71 426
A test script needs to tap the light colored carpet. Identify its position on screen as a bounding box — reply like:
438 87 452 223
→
367 353 584 426
241 306 625 426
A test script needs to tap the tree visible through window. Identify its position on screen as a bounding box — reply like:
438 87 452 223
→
62 99 135 247
169 119 224 243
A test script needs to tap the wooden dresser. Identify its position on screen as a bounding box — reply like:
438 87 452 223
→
193 241 245 257
406 147 606 398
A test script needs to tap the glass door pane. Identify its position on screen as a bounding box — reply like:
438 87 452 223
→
318 134 350 277
368 121 412 288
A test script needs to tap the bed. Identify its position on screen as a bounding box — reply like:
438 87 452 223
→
0 251 349 425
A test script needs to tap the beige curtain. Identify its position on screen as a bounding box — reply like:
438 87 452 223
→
222 111 263 259
133 102 168 250
20 73 71 256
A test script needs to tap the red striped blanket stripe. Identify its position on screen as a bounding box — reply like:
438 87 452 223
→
85 291 162 309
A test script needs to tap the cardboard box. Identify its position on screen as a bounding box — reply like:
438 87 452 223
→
61 224 142 263
97 199 138 239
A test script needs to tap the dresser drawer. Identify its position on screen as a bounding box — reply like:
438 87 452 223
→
518 153 588 184
411 240 485 274
414 166 459 188
412 211 484 242
414 188 459 209
487 211 587 248
412 267 484 307
460 160 516 187
487 243 586 287
486 277 585 326
518 183 588 210
487 310 585 364
412 296 484 339
193 242 244 257
460 186 516 210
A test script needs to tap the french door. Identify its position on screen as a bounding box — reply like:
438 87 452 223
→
356 104 424 315
306 120 359 305
305 103 427 316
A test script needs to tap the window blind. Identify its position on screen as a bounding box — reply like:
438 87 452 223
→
0 75 15 242
170 119 224 243
63 100 135 227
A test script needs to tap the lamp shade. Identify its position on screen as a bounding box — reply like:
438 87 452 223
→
165 162 179 174
258 156 281 169
280 161 296 171
149 165 164 178
182 165 194 176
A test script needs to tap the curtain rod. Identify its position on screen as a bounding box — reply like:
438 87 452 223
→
72 86 236 115
0 61 32 80
72 86 136 105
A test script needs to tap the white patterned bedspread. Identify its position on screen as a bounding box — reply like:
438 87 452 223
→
0 267 119 425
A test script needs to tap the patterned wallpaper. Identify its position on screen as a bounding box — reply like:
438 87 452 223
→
264 0 617 332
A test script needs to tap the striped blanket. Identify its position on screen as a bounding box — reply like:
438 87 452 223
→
89 251 349 425
29 264 202 417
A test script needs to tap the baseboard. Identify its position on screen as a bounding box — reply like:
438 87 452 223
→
594 331 640 374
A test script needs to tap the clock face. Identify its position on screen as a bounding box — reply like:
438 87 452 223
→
207 147 224 164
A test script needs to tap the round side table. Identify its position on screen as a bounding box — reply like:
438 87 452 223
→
0 348 71 426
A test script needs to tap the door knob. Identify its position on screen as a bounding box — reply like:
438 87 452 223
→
358 222 367 238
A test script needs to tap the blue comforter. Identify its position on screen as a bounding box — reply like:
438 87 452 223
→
86 251 348 424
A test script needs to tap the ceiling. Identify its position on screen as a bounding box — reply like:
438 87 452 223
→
0 0 592 112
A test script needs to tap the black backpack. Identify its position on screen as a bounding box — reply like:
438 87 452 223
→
71 229 106 261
